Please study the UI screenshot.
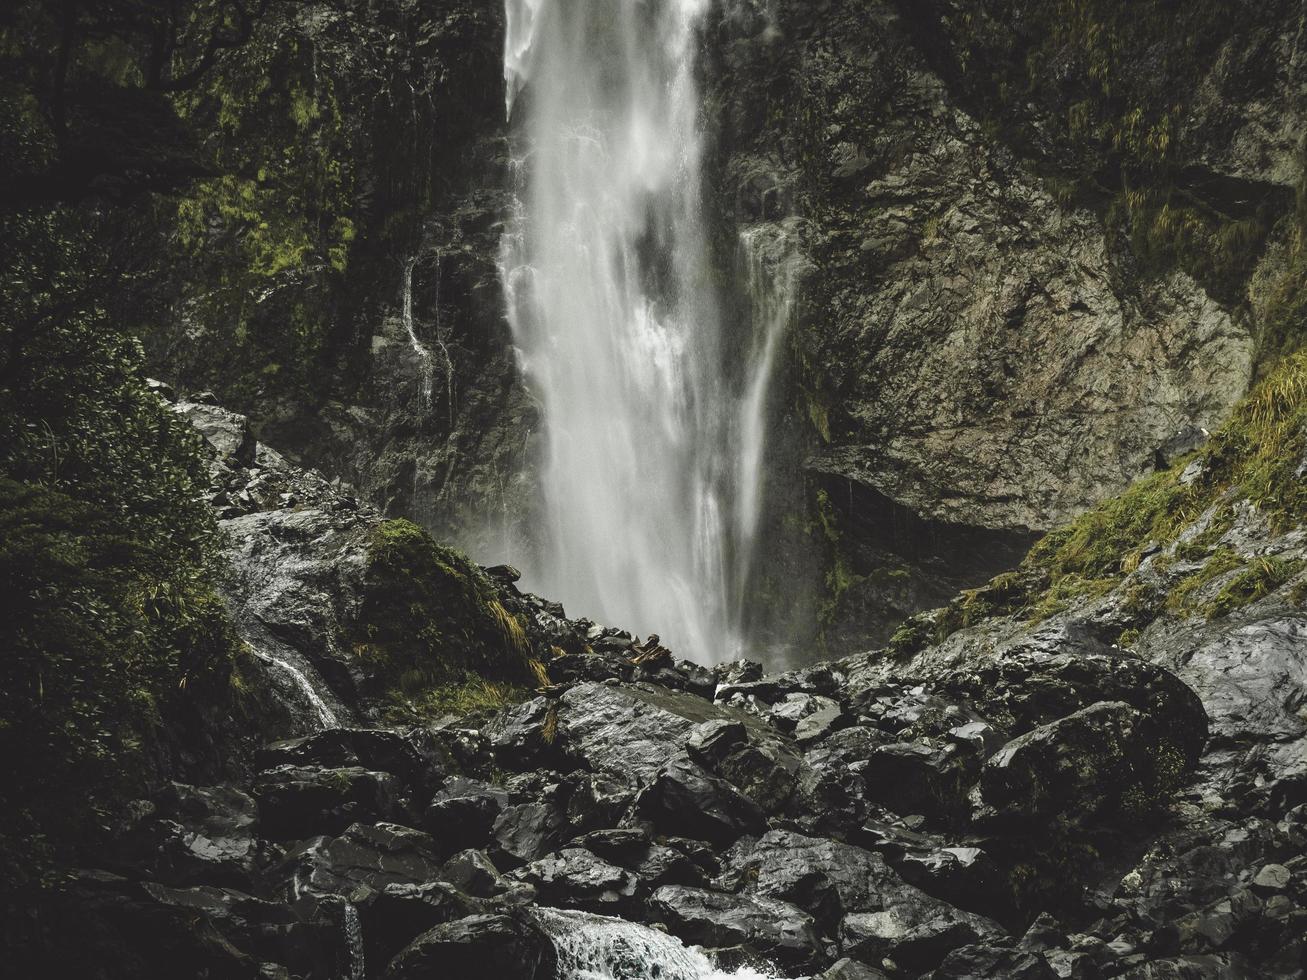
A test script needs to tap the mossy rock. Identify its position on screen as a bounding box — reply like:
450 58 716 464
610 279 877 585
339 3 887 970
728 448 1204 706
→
351 519 535 711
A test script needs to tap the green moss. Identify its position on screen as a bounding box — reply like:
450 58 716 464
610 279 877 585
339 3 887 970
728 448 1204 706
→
1165 547 1243 613
1205 556 1304 618
918 351 1307 649
379 678 530 726
353 519 537 709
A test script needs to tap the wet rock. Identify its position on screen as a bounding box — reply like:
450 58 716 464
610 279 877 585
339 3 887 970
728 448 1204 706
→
492 798 569 868
507 848 639 912
821 958 891 980
105 784 266 889
253 765 402 840
52 870 334 980
649 885 825 969
422 778 509 855
573 829 708 889
636 753 766 846
930 944 1056 980
863 740 977 824
975 701 1192 826
384 912 556 980
257 729 447 801
440 849 511 898
289 823 444 897
838 888 1005 974
359 881 486 970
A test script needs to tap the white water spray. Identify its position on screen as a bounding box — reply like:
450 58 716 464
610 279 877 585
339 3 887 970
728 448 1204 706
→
500 0 792 663
534 908 782 980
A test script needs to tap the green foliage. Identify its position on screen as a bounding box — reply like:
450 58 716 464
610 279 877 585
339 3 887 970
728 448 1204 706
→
352 519 536 714
0 206 236 889
1205 556 1304 618
908 350 1307 649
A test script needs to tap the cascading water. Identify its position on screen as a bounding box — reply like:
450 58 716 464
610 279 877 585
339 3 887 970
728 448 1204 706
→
343 902 366 980
247 641 341 729
500 0 792 663
534 908 782 980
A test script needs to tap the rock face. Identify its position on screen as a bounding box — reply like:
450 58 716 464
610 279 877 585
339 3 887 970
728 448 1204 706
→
141 0 1302 657
698 0 1302 649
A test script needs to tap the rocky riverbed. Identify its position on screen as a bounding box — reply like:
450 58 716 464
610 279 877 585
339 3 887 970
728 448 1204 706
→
36 399 1306 979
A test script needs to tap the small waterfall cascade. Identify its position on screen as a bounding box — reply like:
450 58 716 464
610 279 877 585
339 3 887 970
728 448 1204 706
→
399 255 435 410
534 908 782 980
500 0 796 663
248 645 340 729
343 902 366 980
732 220 805 619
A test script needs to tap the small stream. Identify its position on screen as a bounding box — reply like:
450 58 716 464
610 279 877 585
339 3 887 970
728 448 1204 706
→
534 908 784 980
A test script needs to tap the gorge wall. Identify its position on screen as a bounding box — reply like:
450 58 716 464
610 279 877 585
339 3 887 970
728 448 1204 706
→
118 0 1304 663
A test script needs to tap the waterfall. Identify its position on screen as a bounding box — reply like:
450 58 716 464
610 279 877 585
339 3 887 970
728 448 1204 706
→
249 646 340 730
534 908 782 980
734 221 804 622
399 255 435 410
344 902 366 980
500 0 792 663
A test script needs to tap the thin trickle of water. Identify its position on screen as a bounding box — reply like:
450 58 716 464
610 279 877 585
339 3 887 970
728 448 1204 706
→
344 902 366 980
399 256 435 410
500 0 793 664
249 647 340 729
733 221 804 620
534 908 782 980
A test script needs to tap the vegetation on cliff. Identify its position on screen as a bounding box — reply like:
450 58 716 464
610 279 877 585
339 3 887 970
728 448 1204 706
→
0 208 237 889
891 348 1307 655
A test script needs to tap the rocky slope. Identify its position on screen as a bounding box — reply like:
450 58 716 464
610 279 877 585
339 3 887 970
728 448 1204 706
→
28 394 1304 979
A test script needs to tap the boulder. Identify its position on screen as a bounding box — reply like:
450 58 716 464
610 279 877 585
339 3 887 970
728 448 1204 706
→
253 765 402 840
105 784 266 889
838 889 1005 974
975 701 1192 825
174 400 256 467
440 849 511 898
289 823 444 898
930 943 1056 980
384 913 556 980
649 885 826 968
507 847 640 912
358 881 487 970
636 754 766 846
422 778 509 855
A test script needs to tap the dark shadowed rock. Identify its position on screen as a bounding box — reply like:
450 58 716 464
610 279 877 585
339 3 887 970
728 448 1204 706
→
975 701 1193 826
289 823 443 898
422 778 508 855
930 943 1056 980
821 958 891 980
839 887 1005 974
253 765 403 840
636 754 766 846
359 881 487 970
649 885 826 968
257 729 448 801
384 912 555 980
507 847 640 912
440 849 511 898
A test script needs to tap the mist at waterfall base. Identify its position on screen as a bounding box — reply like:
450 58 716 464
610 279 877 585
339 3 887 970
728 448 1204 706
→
500 0 796 666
